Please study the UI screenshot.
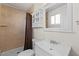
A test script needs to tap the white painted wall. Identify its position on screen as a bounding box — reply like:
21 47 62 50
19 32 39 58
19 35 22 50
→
33 3 79 56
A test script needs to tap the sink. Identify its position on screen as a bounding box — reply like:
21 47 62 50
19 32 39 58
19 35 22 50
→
50 40 60 45
50 40 60 50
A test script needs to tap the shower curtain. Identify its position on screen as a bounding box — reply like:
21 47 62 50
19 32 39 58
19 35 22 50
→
24 13 32 50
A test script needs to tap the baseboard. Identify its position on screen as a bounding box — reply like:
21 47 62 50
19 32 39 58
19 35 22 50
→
1 46 24 56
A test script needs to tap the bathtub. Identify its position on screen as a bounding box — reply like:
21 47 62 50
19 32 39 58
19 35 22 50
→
34 40 71 56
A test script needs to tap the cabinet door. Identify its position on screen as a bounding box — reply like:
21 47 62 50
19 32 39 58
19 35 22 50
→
0 5 2 51
73 3 79 32
73 3 79 21
0 5 2 25
0 5 8 25
0 5 9 51
2 5 11 25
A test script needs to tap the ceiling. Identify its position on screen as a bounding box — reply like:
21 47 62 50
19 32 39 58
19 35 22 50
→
3 3 33 11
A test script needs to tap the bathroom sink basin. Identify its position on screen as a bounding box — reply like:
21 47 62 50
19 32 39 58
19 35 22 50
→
50 40 60 45
50 40 60 50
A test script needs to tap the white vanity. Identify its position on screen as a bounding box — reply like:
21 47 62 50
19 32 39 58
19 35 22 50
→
34 40 71 56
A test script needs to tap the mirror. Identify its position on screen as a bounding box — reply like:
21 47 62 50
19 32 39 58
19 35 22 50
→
44 3 73 32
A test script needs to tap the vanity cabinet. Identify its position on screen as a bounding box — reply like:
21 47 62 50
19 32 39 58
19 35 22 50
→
73 3 79 32
34 40 71 56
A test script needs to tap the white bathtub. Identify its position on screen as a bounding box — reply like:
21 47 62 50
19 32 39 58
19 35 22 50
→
34 40 71 56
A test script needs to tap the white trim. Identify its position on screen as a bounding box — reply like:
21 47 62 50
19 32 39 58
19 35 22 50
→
1 46 24 56
44 28 63 32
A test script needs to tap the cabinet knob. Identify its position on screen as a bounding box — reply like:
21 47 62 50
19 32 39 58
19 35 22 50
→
75 21 79 25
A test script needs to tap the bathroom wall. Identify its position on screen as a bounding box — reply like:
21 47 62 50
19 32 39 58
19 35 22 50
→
0 4 26 52
32 3 79 56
